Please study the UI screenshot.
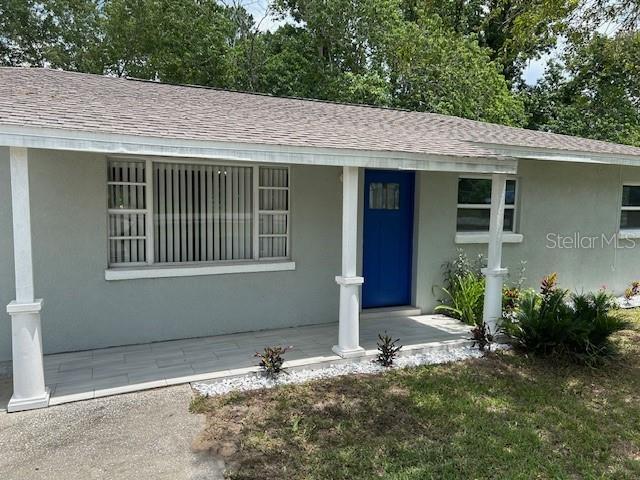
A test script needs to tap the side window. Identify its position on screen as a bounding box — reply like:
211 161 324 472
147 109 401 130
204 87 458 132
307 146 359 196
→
456 177 517 232
621 185 640 230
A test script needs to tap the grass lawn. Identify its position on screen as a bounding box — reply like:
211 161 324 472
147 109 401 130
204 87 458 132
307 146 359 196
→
191 311 640 479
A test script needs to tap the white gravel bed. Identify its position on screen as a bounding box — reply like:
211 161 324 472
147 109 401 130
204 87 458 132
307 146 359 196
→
616 296 640 309
193 345 505 397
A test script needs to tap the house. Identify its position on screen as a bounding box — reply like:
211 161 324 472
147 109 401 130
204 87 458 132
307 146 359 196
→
2 67 640 412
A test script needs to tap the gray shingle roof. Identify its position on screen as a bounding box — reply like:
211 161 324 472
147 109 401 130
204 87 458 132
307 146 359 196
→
2 67 640 160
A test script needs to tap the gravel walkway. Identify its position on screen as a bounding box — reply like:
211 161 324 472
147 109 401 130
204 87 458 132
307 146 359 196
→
0 384 224 480
194 345 496 397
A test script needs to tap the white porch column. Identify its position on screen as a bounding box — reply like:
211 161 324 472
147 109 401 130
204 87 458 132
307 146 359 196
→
6 147 49 412
333 166 365 358
482 173 508 333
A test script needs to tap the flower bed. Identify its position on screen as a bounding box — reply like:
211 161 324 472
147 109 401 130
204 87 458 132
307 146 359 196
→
193 345 506 397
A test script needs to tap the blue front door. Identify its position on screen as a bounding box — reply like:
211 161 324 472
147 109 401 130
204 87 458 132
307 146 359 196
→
362 170 415 308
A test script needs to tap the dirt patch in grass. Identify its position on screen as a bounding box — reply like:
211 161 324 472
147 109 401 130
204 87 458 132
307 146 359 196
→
192 374 419 476
192 314 640 479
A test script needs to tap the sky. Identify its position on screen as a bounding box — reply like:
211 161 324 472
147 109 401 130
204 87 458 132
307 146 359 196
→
522 57 549 85
242 0 285 31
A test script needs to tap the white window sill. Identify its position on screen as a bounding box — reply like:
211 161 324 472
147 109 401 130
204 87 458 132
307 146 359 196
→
105 261 296 281
617 230 640 239
455 233 524 244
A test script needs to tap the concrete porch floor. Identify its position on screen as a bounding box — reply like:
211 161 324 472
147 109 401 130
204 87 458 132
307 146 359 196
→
29 314 471 407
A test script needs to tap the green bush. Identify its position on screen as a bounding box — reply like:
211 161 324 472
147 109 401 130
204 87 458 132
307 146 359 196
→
502 286 521 321
435 272 485 326
470 321 494 352
503 276 627 365
255 345 291 378
376 331 402 367
437 251 526 327
442 250 485 286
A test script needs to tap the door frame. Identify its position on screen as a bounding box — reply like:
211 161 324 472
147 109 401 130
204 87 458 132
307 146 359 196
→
356 168 420 310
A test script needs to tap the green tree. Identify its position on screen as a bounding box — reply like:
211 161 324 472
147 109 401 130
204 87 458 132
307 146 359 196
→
0 0 101 69
525 32 640 146
1 0 244 85
272 0 404 101
402 0 579 82
389 16 525 125
272 0 524 121
100 0 237 85
1 0 51 66
1 0 528 126
227 25 322 97
579 0 640 33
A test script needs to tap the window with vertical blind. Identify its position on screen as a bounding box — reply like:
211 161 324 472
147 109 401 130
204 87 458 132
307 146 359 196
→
107 159 290 267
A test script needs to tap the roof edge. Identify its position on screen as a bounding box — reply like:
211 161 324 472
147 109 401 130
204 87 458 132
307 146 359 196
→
0 124 518 174
473 141 640 167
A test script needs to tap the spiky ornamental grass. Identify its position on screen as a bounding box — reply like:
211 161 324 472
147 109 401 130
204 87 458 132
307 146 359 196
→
376 332 402 367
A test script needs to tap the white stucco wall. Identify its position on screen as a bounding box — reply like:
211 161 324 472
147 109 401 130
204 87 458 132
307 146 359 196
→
2 149 640 362
0 149 342 361
415 159 640 311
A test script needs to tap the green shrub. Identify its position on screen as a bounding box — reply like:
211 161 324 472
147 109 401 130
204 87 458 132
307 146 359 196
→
503 275 627 365
470 321 494 352
376 331 402 367
502 286 521 322
437 251 526 327
572 290 626 355
441 249 485 291
437 250 485 326
435 272 485 325
504 288 575 354
255 345 291 378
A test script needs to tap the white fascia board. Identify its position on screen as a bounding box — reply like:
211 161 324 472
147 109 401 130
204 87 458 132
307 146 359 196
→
0 124 518 174
475 142 640 167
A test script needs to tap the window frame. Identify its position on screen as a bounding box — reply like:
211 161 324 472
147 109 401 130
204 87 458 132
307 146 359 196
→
368 181 401 210
106 159 152 267
455 175 519 234
620 183 640 233
106 156 292 270
257 166 291 260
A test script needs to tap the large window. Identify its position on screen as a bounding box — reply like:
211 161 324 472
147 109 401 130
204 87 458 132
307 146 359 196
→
621 185 640 230
456 177 517 232
107 159 289 267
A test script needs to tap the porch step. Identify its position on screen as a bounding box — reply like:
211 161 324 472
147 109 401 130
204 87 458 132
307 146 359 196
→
361 305 422 320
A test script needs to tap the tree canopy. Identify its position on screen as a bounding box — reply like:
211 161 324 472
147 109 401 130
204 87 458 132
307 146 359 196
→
402 0 580 82
525 31 640 146
0 0 639 144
